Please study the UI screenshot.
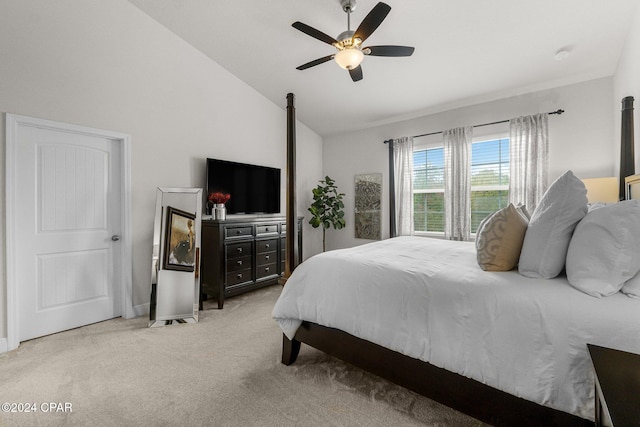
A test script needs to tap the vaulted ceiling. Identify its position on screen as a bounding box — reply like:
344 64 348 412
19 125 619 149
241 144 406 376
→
128 0 638 137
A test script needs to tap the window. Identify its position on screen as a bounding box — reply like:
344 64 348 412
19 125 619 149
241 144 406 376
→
413 147 444 232
470 138 510 231
412 136 509 235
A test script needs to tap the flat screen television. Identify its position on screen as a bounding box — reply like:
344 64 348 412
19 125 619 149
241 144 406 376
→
206 158 281 214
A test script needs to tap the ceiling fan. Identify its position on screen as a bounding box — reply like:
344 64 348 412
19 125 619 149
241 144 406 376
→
293 0 415 82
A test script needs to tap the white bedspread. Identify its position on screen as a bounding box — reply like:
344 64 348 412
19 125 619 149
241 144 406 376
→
272 236 640 420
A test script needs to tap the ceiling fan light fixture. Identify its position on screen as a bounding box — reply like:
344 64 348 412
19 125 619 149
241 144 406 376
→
293 2 414 81
335 48 364 70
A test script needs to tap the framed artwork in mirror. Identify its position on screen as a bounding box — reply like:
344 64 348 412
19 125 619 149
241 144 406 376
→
163 206 196 272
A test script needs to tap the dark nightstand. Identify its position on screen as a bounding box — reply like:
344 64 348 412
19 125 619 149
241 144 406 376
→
587 344 640 427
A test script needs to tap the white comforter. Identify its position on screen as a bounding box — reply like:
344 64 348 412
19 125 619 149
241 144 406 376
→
272 236 640 420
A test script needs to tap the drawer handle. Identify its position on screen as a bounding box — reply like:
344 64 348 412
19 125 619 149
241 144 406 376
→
236 230 242 235
265 267 270 272
237 260 243 266
237 273 243 279
237 247 243 253
265 227 270 232
265 243 270 249
265 255 270 260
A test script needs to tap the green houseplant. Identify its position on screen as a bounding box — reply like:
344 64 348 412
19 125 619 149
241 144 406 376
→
308 176 346 252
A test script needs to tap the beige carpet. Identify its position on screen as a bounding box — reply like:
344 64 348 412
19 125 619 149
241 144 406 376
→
0 286 487 427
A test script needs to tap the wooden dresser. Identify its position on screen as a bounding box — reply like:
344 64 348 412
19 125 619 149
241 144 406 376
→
200 216 302 309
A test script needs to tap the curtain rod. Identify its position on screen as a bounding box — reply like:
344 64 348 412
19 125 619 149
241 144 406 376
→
383 109 564 144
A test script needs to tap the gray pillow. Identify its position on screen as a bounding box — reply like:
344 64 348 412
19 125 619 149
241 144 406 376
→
567 200 640 297
518 170 588 279
622 272 640 299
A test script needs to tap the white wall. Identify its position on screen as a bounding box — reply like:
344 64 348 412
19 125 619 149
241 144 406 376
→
0 0 323 349
323 78 614 251
613 3 640 173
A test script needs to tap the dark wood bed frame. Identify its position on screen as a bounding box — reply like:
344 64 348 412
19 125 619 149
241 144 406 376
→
282 323 592 427
280 93 598 426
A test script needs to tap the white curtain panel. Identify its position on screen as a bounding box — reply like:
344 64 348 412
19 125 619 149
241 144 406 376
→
393 137 414 236
443 126 472 241
509 114 549 212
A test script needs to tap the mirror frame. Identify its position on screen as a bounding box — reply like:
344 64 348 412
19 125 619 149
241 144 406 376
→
149 187 202 327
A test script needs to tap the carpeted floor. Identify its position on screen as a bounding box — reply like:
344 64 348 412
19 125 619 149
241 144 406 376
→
0 286 487 426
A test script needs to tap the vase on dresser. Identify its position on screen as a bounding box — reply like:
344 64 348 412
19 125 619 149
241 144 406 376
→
213 203 227 220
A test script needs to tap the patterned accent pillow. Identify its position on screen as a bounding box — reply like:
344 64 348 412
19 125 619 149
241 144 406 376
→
476 203 529 271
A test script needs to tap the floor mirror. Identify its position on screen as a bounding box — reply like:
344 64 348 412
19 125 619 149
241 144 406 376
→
149 187 202 327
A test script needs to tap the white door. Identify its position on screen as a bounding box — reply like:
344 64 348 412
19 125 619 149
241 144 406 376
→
12 120 123 342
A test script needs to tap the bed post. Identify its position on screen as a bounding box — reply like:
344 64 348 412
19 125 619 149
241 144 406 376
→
282 334 301 365
282 93 298 284
619 96 635 200
387 139 396 238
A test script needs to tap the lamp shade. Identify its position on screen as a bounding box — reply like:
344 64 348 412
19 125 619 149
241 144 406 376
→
335 48 364 70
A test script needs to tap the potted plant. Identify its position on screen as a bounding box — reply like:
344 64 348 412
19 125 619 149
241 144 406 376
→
308 176 346 252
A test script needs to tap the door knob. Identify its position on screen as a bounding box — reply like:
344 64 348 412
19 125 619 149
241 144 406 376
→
111 235 120 241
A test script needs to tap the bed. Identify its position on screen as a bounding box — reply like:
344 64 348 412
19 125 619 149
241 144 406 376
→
273 235 640 425
273 95 640 426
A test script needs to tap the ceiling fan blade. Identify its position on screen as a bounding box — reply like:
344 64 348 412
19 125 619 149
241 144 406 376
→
353 2 391 44
349 65 363 82
296 55 335 70
364 45 415 57
292 21 338 46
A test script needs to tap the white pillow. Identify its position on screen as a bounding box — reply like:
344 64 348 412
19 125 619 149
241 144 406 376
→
515 204 531 220
518 170 588 279
566 200 640 297
622 271 640 299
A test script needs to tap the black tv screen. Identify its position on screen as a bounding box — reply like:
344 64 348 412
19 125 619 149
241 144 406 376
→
206 158 281 214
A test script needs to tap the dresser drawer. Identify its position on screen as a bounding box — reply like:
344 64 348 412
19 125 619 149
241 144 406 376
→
224 226 253 239
226 241 252 259
256 224 278 235
256 263 277 280
200 216 302 309
256 252 276 266
226 255 251 272
226 268 252 286
256 238 277 254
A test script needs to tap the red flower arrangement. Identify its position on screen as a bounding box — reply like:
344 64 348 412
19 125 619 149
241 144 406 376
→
208 192 231 205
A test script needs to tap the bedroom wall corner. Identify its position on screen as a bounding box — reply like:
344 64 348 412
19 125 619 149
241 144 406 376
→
295 121 324 260
322 127 393 251
613 2 640 175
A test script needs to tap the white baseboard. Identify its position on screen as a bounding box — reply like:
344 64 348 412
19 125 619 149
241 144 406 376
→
132 303 149 318
0 305 148 353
